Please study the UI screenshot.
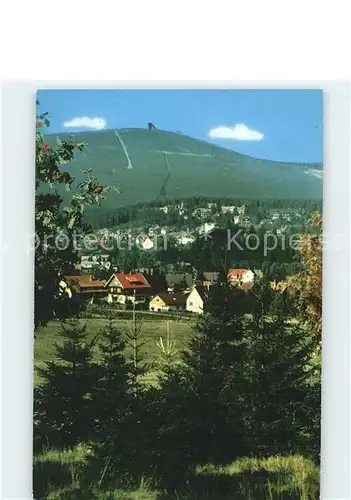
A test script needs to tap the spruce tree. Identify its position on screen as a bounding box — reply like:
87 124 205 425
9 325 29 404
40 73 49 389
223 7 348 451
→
243 287 318 457
34 319 97 449
191 282 250 461
91 315 131 474
125 309 148 390
157 281 249 472
92 316 130 444
92 311 153 478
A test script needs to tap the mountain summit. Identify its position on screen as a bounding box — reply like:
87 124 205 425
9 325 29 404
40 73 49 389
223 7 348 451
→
47 128 322 206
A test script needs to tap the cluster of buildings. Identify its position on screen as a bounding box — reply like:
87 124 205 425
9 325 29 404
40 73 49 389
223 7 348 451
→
80 254 111 270
60 269 255 315
191 203 246 219
269 208 301 222
80 205 307 258
78 203 255 255
156 202 249 230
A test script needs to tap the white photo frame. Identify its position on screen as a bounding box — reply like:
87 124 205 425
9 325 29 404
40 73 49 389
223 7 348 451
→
1 81 350 500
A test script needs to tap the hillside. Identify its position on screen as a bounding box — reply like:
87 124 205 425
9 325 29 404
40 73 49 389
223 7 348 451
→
45 128 323 207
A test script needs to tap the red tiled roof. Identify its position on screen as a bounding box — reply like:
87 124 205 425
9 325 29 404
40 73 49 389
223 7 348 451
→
113 273 151 289
63 275 106 291
227 269 248 278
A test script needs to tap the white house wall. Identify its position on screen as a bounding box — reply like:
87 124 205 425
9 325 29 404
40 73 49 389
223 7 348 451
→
186 289 204 314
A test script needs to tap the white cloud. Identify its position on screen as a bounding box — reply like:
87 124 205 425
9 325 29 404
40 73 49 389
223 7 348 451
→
63 116 107 130
209 124 264 141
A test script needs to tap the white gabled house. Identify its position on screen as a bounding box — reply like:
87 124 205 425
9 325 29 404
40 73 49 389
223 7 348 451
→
186 285 208 314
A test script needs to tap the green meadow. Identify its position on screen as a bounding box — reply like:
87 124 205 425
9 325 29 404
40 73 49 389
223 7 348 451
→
34 312 320 499
34 314 195 386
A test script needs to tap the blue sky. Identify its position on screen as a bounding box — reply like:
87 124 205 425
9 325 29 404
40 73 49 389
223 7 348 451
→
37 89 323 163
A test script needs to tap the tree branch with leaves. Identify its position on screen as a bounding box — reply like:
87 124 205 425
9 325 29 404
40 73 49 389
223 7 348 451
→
35 103 119 328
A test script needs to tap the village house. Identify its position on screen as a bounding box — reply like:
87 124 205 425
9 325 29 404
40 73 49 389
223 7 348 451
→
192 207 211 218
237 204 246 215
201 271 219 287
242 216 252 228
148 225 160 237
198 222 215 235
80 254 102 270
221 205 236 214
80 254 111 271
80 255 94 270
175 202 186 216
227 269 255 287
269 209 294 222
165 273 193 293
60 274 107 303
192 271 219 289
176 231 195 246
233 213 251 226
276 225 287 235
100 254 111 267
149 292 187 312
135 267 154 276
104 272 152 308
186 285 209 314
178 235 195 246
136 235 154 250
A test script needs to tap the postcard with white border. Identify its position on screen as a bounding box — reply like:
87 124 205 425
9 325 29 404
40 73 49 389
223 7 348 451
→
34 88 323 499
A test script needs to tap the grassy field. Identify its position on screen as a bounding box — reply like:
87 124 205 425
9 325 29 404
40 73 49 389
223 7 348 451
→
34 314 196 385
34 311 302 385
34 312 320 498
34 444 320 499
